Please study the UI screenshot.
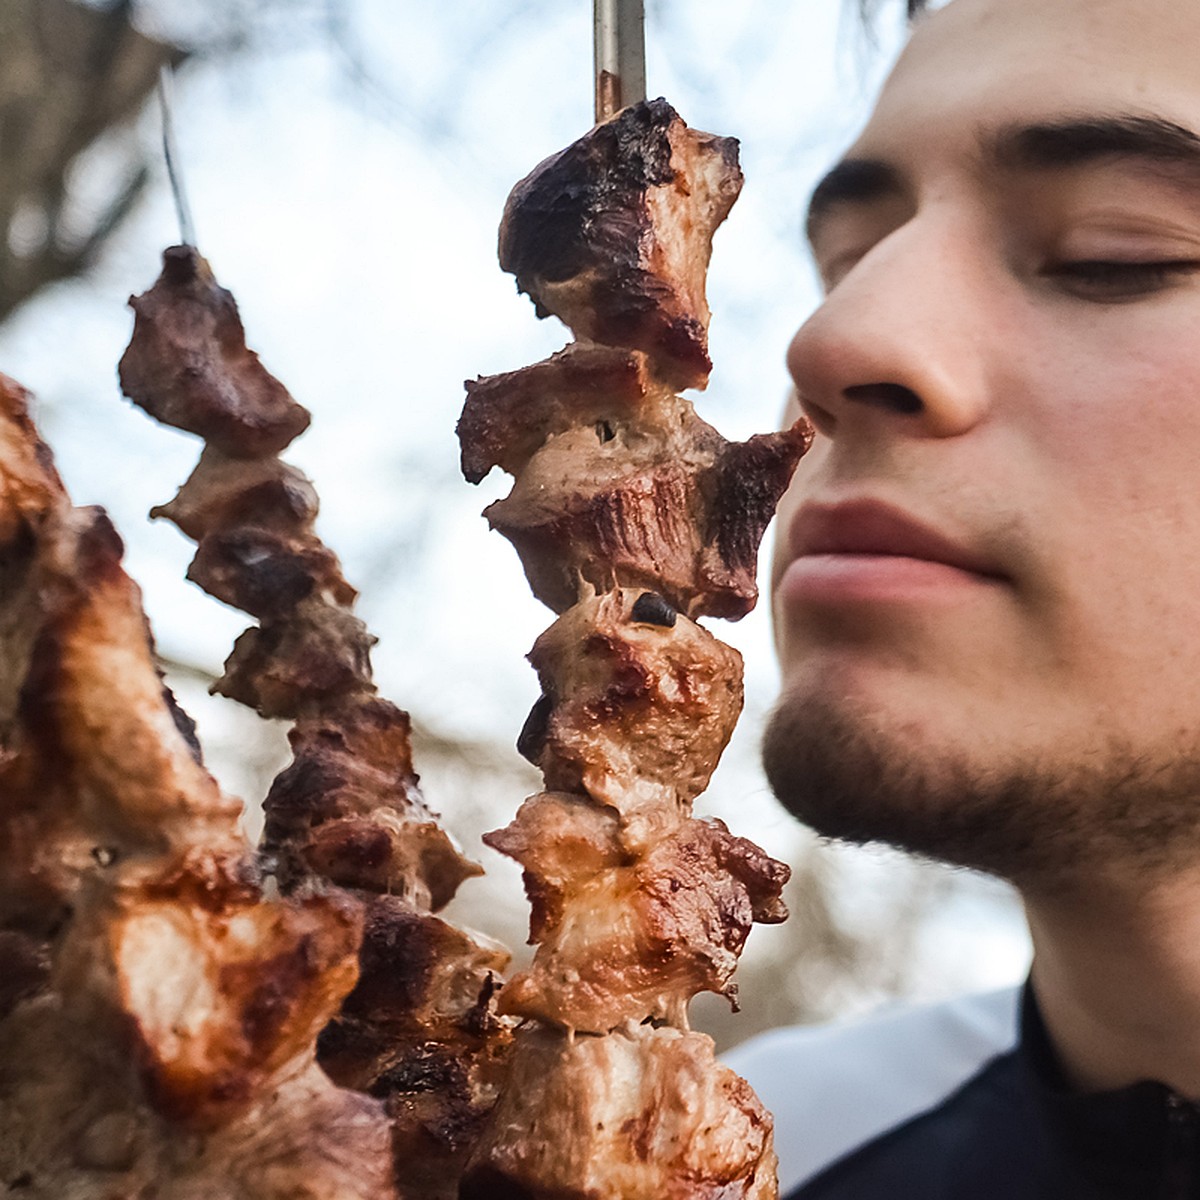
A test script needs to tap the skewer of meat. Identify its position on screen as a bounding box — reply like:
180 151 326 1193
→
0 371 393 1197
458 96 812 1198
117 245 514 1198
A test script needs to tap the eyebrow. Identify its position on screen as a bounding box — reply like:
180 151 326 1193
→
805 114 1200 248
805 158 904 245
990 114 1200 173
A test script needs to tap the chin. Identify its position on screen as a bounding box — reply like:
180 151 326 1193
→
762 683 1200 888
761 683 1005 871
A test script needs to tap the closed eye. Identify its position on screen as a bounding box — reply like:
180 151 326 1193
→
1043 259 1200 300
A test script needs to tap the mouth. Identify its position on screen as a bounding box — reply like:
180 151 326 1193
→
778 498 1008 606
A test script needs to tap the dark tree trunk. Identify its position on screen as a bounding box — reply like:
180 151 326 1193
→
0 0 183 322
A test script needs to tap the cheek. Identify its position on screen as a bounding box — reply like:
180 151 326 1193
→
1008 293 1200 496
1015 320 1200 681
1026 298 1200 434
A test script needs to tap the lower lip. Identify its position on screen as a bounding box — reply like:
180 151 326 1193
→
778 553 1003 606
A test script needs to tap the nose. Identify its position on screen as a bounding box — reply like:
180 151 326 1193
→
787 218 994 441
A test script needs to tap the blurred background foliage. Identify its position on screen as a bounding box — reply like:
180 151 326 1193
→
0 0 1027 1050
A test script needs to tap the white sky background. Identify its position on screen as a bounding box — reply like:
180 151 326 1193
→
0 0 1030 1028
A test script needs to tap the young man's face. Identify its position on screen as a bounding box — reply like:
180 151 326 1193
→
765 0 1200 884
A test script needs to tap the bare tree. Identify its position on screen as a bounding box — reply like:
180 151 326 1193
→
0 0 181 320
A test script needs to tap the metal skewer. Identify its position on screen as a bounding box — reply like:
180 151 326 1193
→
594 0 646 122
157 64 197 247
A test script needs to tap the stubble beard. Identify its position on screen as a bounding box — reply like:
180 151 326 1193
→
762 688 1200 889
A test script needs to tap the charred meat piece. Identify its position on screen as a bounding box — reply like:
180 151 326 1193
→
327 897 509 1044
214 599 376 718
461 1023 778 1200
151 447 320 542
5 502 243 870
481 385 724 615
476 363 811 617
499 99 743 392
152 446 353 622
459 343 656 485
188 527 351 620
317 897 513 1196
119 245 310 457
263 697 481 906
489 804 789 1032
518 589 744 851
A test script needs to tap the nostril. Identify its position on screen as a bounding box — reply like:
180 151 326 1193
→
844 382 923 414
796 392 837 437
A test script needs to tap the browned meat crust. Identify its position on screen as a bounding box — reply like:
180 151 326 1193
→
106 871 364 1128
119 245 311 457
490 802 788 1032
498 98 743 393
459 343 655 485
516 588 744 851
262 698 481 905
460 1023 778 1200
317 898 513 1194
462 344 813 619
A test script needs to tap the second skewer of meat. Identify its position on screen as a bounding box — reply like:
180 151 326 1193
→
118 246 514 1198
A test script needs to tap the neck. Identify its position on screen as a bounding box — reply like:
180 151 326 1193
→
1026 867 1200 1098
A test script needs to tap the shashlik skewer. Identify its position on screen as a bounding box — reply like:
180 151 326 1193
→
117 245 514 1198
458 97 812 1198
0 371 393 1197
594 0 645 120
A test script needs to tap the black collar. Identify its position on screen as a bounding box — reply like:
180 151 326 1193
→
1019 981 1198 1195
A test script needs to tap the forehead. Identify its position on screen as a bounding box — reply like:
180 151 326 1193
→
856 0 1200 157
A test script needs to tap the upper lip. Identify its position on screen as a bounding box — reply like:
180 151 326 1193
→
788 499 1005 579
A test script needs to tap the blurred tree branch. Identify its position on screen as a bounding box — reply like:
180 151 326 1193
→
0 0 183 321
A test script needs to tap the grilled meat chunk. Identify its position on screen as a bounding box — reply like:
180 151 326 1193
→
489 803 789 1032
317 898 513 1193
461 1023 778 1200
151 447 320 541
518 589 744 851
119 245 310 457
498 98 743 392
263 697 481 906
471 356 811 618
459 343 656 485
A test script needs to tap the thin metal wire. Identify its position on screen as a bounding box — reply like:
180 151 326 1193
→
157 64 197 247
594 0 646 121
